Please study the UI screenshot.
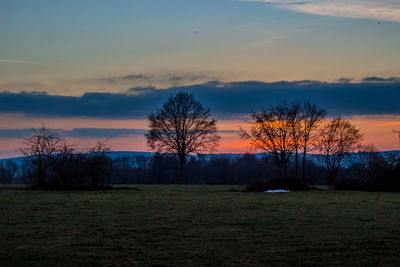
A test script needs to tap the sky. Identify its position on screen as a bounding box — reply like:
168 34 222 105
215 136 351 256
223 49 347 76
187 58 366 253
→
0 0 400 158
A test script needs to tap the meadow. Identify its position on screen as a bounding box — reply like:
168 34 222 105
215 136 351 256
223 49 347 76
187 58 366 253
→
0 185 399 266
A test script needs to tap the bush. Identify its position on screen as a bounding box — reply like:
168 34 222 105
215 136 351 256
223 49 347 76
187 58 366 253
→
334 154 400 192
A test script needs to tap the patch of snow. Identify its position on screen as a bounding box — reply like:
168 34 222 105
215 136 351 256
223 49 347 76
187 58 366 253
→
265 189 290 193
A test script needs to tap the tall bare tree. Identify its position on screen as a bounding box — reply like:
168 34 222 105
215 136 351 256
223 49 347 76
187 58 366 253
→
287 102 327 178
288 102 302 177
20 126 66 187
299 102 327 179
241 101 326 179
146 92 220 183
240 103 295 176
315 117 363 186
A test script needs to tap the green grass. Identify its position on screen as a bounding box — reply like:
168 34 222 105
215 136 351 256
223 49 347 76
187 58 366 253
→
1 185 400 266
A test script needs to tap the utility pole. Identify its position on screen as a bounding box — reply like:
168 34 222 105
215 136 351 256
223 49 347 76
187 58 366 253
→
394 130 400 150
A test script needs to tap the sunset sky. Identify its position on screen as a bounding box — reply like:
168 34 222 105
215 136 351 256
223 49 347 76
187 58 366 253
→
1 0 400 158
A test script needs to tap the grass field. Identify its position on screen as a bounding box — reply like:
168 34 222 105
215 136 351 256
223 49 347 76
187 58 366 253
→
0 185 400 266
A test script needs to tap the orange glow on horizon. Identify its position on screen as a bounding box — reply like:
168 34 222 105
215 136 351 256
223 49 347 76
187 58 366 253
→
0 114 399 159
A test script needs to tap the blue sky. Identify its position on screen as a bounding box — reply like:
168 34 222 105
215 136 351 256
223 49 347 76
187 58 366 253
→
1 0 400 94
0 0 400 156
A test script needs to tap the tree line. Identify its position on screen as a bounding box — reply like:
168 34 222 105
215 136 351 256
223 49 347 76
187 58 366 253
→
2 92 399 191
3 148 400 192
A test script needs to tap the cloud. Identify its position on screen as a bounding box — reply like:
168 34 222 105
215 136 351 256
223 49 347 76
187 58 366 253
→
0 129 37 138
126 86 157 94
0 58 36 64
63 128 147 138
0 78 400 118
361 76 400 83
243 0 400 22
167 73 210 83
98 72 218 87
0 128 147 139
0 128 239 139
100 74 152 83
337 77 353 83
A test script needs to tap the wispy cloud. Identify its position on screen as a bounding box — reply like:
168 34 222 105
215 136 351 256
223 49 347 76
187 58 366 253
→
98 72 218 88
243 0 400 22
100 74 152 83
0 58 36 64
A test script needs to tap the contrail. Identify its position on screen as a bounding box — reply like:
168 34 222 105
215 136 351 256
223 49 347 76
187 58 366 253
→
0 58 36 64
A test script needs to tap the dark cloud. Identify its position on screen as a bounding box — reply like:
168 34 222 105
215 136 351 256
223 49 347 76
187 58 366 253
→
0 129 36 138
121 74 151 81
99 72 217 85
361 76 400 83
0 127 240 140
0 128 147 139
64 128 147 138
337 77 353 83
126 86 156 94
1 78 400 119
100 74 152 83
167 73 209 83
218 130 240 134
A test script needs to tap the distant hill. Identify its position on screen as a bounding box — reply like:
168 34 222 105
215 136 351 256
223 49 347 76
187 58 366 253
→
1 150 399 168
0 156 26 166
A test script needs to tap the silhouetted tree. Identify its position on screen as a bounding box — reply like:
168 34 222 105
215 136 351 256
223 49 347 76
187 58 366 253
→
315 117 363 186
20 126 66 187
288 102 302 177
299 102 327 179
85 141 112 186
146 92 220 183
240 103 296 176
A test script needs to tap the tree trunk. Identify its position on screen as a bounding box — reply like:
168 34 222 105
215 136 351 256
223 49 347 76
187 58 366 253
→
295 146 299 177
302 148 307 180
178 154 187 184
328 167 338 187
37 167 46 188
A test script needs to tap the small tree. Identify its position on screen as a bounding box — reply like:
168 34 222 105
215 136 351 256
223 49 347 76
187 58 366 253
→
316 117 363 186
20 126 65 188
85 141 112 186
146 92 220 183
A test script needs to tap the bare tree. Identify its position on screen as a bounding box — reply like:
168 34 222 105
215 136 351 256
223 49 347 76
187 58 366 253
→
287 102 327 178
86 140 112 186
288 102 302 177
299 102 327 179
315 117 363 186
240 103 295 176
20 126 66 187
146 92 220 183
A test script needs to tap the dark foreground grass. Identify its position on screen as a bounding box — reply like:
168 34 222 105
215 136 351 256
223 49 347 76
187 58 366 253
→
0 185 399 266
